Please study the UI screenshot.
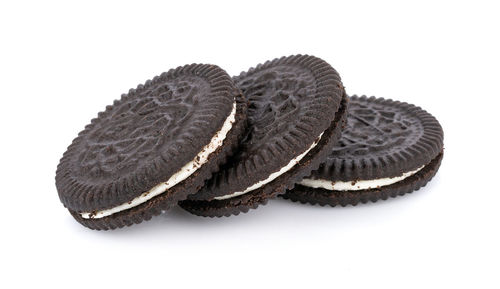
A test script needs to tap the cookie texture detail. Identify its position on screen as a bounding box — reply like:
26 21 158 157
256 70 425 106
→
312 95 444 181
189 55 345 201
180 94 348 217
57 64 238 213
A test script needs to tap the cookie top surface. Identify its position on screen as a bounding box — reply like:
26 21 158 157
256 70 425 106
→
56 64 237 212
311 95 444 181
196 55 344 198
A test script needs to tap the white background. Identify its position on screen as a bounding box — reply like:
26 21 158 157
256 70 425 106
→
1 1 498 288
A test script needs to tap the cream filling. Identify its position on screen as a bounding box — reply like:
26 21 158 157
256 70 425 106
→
298 165 424 191
81 101 237 219
214 132 324 200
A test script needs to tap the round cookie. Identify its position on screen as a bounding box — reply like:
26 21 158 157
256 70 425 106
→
180 55 347 217
56 64 247 230
282 95 444 206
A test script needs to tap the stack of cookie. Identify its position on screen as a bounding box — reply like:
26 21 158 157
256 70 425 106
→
55 55 444 230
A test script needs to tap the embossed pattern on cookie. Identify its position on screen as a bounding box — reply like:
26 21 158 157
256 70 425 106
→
56 64 247 230
283 95 444 207
180 55 347 217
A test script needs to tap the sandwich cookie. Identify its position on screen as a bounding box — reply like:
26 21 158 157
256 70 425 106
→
56 64 247 230
180 55 347 217
283 95 444 206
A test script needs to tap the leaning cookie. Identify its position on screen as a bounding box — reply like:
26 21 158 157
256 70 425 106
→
56 64 247 230
180 55 347 217
282 95 444 206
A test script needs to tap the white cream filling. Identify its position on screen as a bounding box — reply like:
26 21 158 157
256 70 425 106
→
298 165 424 191
214 132 324 200
81 101 237 219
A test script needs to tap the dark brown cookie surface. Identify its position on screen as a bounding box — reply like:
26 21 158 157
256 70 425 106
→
188 55 344 200
282 95 444 206
180 94 347 217
180 55 347 216
311 95 443 181
56 64 247 229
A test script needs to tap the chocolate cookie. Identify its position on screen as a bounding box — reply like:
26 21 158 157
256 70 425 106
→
56 64 247 230
282 95 444 206
180 55 347 217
